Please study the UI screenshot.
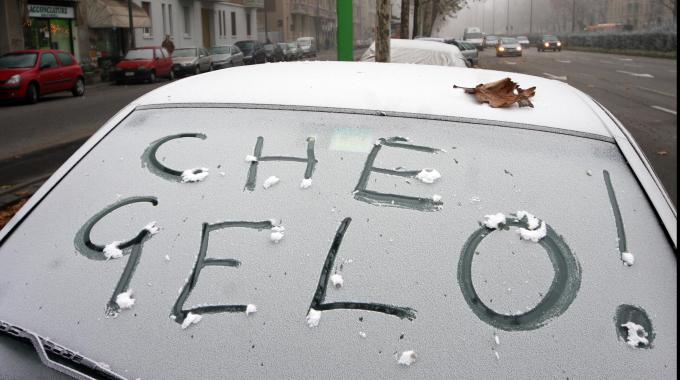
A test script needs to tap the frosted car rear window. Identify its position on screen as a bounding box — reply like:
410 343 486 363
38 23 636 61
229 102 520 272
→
0 107 675 379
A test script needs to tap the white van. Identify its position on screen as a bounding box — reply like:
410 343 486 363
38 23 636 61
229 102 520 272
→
463 27 485 50
296 37 318 58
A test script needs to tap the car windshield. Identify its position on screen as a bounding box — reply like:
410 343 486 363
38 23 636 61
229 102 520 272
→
288 43 297 49
1 105 674 378
210 46 230 55
517 36 528 40
235 42 254 50
501 38 518 44
297 39 312 46
544 35 558 41
0 53 38 68
172 48 198 58
124 49 154 60
264 45 274 52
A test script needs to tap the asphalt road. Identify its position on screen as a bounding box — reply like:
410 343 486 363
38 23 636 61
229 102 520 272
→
478 48 677 206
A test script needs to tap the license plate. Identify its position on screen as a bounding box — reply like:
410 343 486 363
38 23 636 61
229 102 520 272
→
125 72 134 77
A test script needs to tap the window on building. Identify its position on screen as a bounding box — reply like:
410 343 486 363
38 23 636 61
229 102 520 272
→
231 12 236 36
162 4 167 35
142 1 153 38
168 4 174 35
246 12 252 35
183 6 192 37
222 11 226 37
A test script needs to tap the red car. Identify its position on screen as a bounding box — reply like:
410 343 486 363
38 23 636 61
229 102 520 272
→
112 47 174 84
0 49 85 104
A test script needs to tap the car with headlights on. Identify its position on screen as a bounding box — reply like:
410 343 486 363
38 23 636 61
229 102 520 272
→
0 49 84 104
209 45 244 69
0 62 676 380
113 47 174 84
539 35 563 52
172 47 213 76
496 37 523 57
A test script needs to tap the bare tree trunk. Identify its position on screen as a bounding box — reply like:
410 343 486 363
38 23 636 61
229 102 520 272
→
376 0 391 62
412 0 420 38
401 0 410 38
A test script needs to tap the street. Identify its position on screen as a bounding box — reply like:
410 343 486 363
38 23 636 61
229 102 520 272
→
0 49 676 213
478 48 677 205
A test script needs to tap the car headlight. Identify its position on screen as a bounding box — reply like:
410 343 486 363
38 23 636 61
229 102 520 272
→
6 74 21 86
498 46 505 52
517 46 522 51
545 42 550 47
557 41 562 46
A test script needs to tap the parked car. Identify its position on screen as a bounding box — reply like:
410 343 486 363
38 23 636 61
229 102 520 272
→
539 35 563 52
496 37 523 57
517 35 531 46
172 47 212 77
235 40 266 65
361 39 468 68
264 43 284 63
296 37 318 58
0 61 675 379
0 49 84 104
278 42 297 61
112 47 174 84
463 26 485 50
209 45 244 69
449 40 479 67
484 35 499 48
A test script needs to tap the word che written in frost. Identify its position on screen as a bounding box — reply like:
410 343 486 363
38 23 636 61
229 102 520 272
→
141 134 445 211
74 198 583 333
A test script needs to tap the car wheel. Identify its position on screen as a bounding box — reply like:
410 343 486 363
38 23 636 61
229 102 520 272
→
71 77 85 97
149 71 157 83
26 82 39 104
194 66 201 75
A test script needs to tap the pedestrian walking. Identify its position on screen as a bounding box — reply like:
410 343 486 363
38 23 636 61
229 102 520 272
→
162 35 175 55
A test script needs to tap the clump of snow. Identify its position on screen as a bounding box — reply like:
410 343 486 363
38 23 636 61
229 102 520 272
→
246 304 257 316
398 351 417 366
181 312 203 329
516 211 540 230
330 273 344 288
432 194 442 202
483 213 506 229
359 332 367 339
263 176 280 189
586 170 593 176
164 255 171 261
270 226 285 243
518 221 547 242
621 252 635 266
306 309 321 328
115 290 135 310
621 321 649 347
494 351 500 360
245 155 258 162
516 211 547 242
415 168 441 184
300 178 313 189
144 221 160 235
494 333 500 345
103 241 123 260
181 168 209 183
470 196 481 203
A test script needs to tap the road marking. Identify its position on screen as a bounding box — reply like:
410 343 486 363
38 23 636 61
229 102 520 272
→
618 58 634 61
556 60 571 63
651 106 677 115
543 72 568 81
503 61 517 65
616 70 655 78
636 86 676 98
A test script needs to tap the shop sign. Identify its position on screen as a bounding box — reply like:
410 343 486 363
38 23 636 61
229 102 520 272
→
28 4 75 19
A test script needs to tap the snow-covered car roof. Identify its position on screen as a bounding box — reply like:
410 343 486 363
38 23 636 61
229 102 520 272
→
360 39 468 68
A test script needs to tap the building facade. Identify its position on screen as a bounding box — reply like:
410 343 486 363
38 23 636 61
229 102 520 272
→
1 0 259 65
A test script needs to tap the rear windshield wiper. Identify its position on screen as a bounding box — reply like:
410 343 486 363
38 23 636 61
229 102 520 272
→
0 319 126 380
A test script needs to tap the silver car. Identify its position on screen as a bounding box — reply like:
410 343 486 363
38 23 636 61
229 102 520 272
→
496 37 523 57
172 47 212 77
209 45 244 69
453 40 479 67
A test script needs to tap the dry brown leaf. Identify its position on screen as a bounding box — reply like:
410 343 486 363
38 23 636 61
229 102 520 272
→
454 78 536 108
